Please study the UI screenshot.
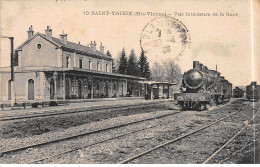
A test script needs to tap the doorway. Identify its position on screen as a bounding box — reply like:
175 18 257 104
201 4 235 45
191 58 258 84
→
8 80 11 100
28 79 34 100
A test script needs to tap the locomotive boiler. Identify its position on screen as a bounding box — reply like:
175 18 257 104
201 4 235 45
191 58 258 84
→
174 61 232 110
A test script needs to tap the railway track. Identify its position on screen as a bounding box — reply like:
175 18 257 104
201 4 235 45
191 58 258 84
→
1 98 246 163
118 103 252 164
0 109 181 160
29 110 183 164
0 100 173 121
29 101 245 164
202 107 260 164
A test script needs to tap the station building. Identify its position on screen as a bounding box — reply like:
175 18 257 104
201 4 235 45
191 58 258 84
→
0 26 147 102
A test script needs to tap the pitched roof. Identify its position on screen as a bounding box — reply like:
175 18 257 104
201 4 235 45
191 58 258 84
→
16 32 113 61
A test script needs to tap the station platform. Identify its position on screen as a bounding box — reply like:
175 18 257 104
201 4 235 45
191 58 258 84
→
0 97 175 118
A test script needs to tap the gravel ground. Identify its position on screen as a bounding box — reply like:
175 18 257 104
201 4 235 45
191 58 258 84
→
212 101 260 164
0 102 173 139
0 103 179 163
127 101 260 164
2 98 257 164
34 99 246 163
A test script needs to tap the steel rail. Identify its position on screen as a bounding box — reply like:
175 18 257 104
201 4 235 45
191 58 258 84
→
118 111 238 164
28 100 241 163
0 110 180 157
202 107 260 164
0 101 169 121
28 112 181 164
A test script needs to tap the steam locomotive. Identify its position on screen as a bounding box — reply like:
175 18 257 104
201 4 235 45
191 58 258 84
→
246 81 260 101
174 61 232 110
233 87 244 98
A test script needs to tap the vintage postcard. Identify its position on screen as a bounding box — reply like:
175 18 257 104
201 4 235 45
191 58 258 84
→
0 0 259 164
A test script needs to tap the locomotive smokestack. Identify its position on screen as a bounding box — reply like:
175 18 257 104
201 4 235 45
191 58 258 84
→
251 81 257 86
193 61 200 69
216 65 218 71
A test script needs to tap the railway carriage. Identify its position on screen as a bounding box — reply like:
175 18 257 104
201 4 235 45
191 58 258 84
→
246 81 260 101
174 61 232 110
233 87 244 98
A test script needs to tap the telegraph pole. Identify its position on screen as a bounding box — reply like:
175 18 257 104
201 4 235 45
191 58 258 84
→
9 37 16 106
0 35 16 106
9 37 14 81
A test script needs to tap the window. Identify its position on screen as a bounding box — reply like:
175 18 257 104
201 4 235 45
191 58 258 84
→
89 60 92 70
97 62 100 71
105 64 108 72
79 58 83 69
36 44 42 49
66 56 70 68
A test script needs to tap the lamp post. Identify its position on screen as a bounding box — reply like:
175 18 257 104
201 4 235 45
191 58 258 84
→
0 36 16 106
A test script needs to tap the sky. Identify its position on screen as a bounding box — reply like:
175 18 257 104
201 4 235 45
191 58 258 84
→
0 0 259 87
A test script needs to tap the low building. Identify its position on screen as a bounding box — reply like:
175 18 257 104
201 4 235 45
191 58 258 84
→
0 26 146 102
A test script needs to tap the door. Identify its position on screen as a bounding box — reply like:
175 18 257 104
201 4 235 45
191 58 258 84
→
28 79 34 100
8 80 11 100
50 79 55 100
66 79 70 99
78 80 82 99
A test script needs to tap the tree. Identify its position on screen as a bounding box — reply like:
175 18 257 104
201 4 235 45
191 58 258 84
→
107 50 116 73
126 49 139 76
118 48 128 74
162 59 182 83
138 48 151 79
112 52 122 73
151 60 165 80
151 58 182 83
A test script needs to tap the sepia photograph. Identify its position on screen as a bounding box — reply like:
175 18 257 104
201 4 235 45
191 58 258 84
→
0 0 259 164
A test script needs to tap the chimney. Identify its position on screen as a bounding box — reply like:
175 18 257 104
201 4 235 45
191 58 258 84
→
90 41 96 52
27 25 34 39
45 26 52 39
100 42 104 53
59 31 67 45
193 61 200 69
